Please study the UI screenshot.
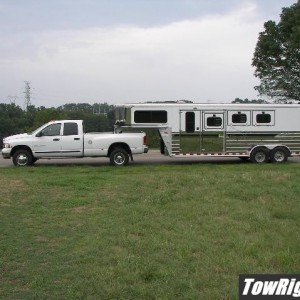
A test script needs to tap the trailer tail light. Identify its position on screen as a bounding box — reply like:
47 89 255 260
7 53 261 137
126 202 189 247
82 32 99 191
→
143 135 147 145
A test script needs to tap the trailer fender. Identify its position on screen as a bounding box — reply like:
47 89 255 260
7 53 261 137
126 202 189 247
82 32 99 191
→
250 144 291 154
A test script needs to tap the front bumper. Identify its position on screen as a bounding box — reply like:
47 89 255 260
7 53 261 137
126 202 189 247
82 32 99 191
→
1 148 11 159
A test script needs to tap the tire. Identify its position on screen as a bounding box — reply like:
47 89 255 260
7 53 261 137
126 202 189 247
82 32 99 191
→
13 149 33 167
110 148 129 166
250 147 269 163
270 147 289 163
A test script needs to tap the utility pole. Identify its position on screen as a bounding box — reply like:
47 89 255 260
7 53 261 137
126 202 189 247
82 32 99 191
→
24 81 32 110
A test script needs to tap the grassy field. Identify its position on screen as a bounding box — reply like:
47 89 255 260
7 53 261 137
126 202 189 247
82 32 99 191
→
0 162 299 299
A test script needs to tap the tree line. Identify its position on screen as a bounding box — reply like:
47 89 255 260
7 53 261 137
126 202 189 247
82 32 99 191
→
0 102 163 149
0 103 114 148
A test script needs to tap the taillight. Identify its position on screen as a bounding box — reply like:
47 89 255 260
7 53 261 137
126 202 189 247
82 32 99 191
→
143 135 147 145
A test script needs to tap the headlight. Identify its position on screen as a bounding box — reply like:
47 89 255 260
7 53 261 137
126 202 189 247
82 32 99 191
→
4 143 11 148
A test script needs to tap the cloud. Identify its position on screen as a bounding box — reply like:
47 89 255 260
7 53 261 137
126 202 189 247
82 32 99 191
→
1 2 263 105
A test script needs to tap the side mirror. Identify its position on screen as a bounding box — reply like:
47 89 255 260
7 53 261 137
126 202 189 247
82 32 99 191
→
36 131 42 137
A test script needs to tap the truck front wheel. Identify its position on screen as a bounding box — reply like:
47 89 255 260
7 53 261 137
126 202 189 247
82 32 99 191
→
13 149 33 167
110 148 129 166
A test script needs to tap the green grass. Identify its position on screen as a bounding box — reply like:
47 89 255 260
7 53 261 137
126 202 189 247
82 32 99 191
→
0 163 299 299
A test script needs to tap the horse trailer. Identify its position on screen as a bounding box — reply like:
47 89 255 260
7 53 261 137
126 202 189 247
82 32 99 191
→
114 102 300 163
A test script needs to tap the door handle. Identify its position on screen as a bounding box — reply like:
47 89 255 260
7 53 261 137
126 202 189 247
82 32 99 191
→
74 138 80 140
53 138 60 141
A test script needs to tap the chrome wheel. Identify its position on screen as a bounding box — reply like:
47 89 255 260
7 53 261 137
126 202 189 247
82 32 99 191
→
254 151 267 163
110 148 129 166
250 147 269 163
270 147 289 163
16 153 29 166
114 153 126 165
273 150 285 162
13 149 33 167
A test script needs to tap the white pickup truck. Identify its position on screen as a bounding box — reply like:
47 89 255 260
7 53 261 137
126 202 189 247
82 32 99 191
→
2 120 148 166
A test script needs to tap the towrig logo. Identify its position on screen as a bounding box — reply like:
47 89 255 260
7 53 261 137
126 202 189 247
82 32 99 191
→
239 275 300 299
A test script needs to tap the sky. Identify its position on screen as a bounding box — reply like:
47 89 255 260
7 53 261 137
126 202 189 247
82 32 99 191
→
0 0 297 107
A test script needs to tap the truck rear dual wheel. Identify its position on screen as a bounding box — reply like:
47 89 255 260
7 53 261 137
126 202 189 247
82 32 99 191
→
110 148 129 166
13 149 33 167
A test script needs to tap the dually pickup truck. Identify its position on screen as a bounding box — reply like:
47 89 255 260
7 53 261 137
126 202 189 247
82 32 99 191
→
2 120 148 166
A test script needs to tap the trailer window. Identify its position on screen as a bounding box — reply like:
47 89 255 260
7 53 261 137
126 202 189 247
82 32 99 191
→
232 113 247 124
63 122 78 135
134 110 167 123
186 112 195 132
256 113 271 124
207 116 222 127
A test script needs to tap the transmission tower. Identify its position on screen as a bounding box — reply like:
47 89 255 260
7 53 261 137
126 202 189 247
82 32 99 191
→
24 81 32 110
7 95 17 104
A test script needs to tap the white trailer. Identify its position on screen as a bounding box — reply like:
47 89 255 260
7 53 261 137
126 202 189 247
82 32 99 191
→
114 102 300 163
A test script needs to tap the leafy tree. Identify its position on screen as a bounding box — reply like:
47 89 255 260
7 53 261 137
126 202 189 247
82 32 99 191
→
252 1 300 102
232 98 268 104
58 103 114 132
0 102 116 148
58 103 93 112
30 107 65 130
0 104 29 147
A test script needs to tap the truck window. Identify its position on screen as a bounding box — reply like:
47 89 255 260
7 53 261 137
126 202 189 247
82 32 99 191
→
186 112 195 132
41 123 61 136
134 110 167 123
63 123 78 135
232 112 247 124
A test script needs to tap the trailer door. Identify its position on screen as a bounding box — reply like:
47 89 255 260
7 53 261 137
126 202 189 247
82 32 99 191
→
201 111 225 153
179 110 201 153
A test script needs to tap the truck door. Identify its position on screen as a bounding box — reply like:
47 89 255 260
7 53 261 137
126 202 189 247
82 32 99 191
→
179 110 201 153
60 122 83 157
33 122 62 157
201 111 225 153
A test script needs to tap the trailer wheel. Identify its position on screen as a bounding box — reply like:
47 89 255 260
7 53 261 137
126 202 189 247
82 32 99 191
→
270 147 289 163
250 147 269 163
110 148 129 166
13 149 33 167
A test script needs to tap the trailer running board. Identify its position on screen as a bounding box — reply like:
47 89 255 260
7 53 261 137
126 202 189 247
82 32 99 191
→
171 151 300 158
171 152 248 157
